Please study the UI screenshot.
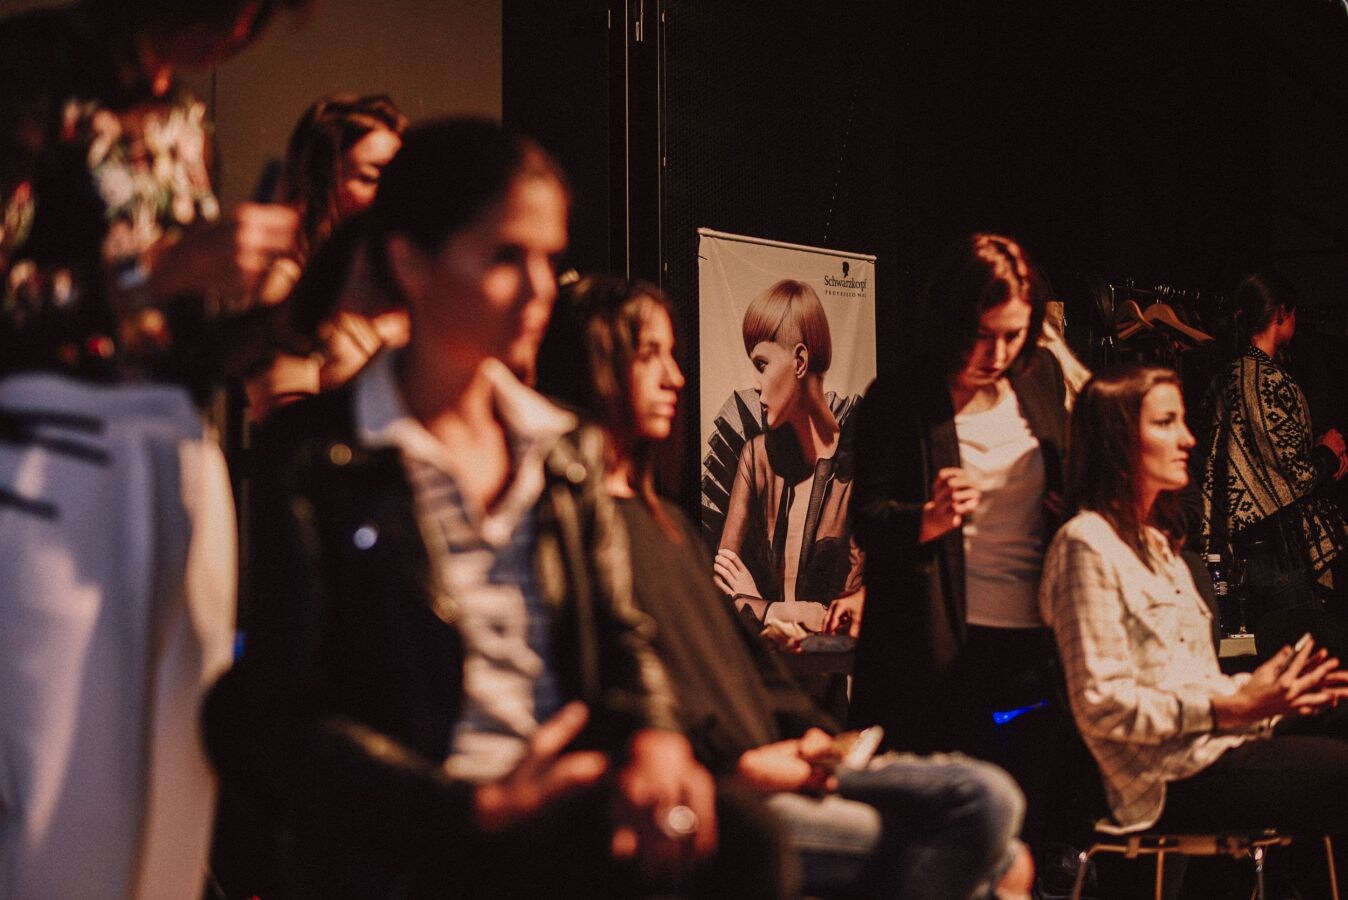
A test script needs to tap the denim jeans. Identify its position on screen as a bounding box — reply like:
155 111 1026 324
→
765 752 1025 899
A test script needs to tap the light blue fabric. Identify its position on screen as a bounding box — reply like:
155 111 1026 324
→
766 752 1024 899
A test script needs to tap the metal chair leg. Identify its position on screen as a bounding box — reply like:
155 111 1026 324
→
1154 850 1165 900
1327 835 1341 900
1252 844 1266 900
1069 848 1093 900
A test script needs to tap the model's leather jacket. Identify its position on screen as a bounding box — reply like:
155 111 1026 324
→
204 384 677 896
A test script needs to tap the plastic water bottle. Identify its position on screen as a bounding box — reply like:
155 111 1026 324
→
1207 552 1234 635
1205 553 1228 599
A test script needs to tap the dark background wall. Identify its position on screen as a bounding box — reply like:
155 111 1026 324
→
5 0 1345 508
506 0 1348 510
0 0 503 206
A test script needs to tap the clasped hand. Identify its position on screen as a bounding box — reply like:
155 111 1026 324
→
1212 636 1348 730
1317 428 1348 480
920 467 980 543
472 706 717 875
735 728 837 795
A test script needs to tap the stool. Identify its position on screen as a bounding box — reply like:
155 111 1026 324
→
1068 826 1339 900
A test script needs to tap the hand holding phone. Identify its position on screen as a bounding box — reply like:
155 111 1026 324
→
802 726 885 773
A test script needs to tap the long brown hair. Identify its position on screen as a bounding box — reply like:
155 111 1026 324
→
1068 365 1183 570
536 275 682 540
282 93 408 262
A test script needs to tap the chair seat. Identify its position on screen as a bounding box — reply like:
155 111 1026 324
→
1090 824 1291 859
1069 823 1337 900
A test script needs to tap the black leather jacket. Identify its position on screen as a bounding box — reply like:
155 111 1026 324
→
203 385 677 897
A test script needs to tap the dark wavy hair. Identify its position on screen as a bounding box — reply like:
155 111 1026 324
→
1232 271 1298 343
1068 365 1184 570
282 93 407 262
536 274 681 540
918 232 1048 377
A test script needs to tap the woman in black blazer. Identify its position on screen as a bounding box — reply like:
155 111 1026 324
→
847 233 1069 849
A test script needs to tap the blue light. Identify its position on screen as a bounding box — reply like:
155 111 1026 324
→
992 699 1048 726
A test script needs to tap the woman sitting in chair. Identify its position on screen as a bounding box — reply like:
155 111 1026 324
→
1041 364 1348 837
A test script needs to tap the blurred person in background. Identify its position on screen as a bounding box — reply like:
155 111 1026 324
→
244 92 410 421
0 0 304 896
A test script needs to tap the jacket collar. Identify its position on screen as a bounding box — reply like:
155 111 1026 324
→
353 351 576 467
351 351 578 546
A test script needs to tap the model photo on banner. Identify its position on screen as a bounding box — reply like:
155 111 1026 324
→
697 229 877 638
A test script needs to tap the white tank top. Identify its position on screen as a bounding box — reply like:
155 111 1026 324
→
956 383 1046 628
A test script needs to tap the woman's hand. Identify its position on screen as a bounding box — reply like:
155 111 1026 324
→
473 702 608 833
147 203 299 306
1211 637 1348 730
714 548 767 618
1319 428 1348 480
920 467 981 543
822 588 865 637
734 729 835 795
611 729 718 876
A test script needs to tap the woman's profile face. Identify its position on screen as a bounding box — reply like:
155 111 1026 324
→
412 174 568 374
750 339 801 430
335 128 402 220
1136 382 1195 499
627 304 685 442
952 297 1031 394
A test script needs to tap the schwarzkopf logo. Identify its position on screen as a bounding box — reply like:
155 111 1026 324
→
823 259 866 291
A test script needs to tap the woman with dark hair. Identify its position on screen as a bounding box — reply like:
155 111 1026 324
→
537 273 1035 900
1042 364 1348 842
205 119 726 899
1201 272 1348 647
847 233 1069 848
245 93 409 419
282 93 407 263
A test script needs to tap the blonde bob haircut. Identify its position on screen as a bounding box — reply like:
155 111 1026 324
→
740 279 833 374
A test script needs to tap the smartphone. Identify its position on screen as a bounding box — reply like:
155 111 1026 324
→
838 725 884 771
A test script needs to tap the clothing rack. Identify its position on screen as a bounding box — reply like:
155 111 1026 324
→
1067 275 1229 374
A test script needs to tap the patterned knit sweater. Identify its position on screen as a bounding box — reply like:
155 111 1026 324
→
1201 345 1344 576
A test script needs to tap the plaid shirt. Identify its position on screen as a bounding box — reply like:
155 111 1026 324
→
1040 512 1266 832
354 351 577 782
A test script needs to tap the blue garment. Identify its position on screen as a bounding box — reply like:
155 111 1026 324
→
766 753 1024 900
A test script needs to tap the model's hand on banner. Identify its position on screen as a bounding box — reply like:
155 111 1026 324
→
714 549 764 613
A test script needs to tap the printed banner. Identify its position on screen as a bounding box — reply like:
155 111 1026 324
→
697 228 876 625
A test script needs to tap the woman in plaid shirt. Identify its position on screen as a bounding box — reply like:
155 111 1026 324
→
1042 364 1348 838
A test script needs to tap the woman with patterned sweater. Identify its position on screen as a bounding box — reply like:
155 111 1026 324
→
1201 273 1348 649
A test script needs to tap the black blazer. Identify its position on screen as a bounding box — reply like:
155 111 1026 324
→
847 347 1067 751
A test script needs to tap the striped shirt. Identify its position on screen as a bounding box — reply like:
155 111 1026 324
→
353 351 577 782
1040 512 1267 832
